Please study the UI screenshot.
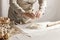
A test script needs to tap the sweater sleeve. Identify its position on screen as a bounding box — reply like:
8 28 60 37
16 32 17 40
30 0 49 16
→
10 0 25 13
38 0 47 14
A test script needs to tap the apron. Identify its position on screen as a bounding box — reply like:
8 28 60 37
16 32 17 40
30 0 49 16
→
8 0 37 24
8 0 44 24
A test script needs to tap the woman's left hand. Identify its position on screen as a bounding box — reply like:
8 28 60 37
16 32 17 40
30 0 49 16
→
35 11 41 18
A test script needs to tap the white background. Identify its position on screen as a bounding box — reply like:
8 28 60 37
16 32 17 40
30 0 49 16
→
0 0 1 16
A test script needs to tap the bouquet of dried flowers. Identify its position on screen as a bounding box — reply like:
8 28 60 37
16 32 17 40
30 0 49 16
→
0 17 31 40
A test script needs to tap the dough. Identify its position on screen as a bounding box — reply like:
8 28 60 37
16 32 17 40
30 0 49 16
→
26 23 40 29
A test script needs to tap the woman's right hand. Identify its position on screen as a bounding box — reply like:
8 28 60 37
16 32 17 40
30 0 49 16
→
22 12 36 19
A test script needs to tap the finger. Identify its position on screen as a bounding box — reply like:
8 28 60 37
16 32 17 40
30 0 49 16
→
23 13 35 19
36 13 40 18
35 12 40 18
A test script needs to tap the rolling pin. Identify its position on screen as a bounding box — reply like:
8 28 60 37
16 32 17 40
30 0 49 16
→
47 21 60 27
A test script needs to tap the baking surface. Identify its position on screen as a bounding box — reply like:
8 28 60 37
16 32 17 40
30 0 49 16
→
9 22 60 40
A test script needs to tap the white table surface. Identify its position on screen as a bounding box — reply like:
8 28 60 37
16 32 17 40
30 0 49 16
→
9 22 60 40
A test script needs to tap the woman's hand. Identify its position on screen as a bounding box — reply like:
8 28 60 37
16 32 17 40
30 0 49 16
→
35 11 41 18
22 11 41 19
22 12 36 19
